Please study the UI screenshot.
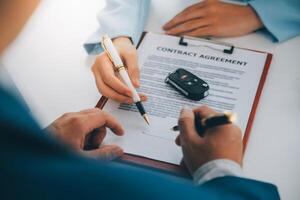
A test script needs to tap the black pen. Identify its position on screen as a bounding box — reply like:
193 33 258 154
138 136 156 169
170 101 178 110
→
171 111 236 136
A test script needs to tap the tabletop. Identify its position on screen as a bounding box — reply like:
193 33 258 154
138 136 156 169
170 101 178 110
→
1 0 300 199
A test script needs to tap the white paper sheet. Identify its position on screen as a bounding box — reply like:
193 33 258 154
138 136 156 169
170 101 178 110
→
103 33 268 165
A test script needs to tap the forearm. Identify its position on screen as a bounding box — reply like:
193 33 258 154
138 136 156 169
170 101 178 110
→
249 0 300 42
84 0 150 55
194 159 279 199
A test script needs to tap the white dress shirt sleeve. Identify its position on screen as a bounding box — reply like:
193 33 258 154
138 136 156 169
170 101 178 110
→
193 159 243 185
84 0 150 55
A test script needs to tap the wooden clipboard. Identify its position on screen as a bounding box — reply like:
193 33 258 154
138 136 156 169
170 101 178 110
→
95 32 273 177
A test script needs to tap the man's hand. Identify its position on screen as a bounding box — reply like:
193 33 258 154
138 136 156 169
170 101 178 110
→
47 108 124 161
92 37 147 103
176 106 243 174
163 0 263 38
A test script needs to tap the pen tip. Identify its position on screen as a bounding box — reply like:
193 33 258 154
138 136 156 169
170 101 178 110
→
171 126 179 131
143 114 150 125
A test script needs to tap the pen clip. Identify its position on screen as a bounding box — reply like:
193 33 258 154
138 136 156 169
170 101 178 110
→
101 35 115 65
101 35 126 71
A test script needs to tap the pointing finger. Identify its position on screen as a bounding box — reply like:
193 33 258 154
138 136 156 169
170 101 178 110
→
100 112 125 136
95 76 134 104
178 106 199 142
80 111 124 137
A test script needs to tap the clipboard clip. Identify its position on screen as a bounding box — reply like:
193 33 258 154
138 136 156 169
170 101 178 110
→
179 36 235 54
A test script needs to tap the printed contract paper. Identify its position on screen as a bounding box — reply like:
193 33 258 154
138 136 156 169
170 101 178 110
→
103 33 268 165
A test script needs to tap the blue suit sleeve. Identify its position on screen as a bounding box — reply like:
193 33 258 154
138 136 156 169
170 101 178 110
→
202 176 280 199
84 0 150 55
0 88 281 199
249 0 300 42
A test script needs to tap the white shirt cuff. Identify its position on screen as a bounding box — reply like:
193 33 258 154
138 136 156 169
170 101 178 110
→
193 159 243 185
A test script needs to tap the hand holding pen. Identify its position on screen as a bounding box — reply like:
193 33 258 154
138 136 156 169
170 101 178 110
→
172 109 236 136
174 106 243 174
92 37 146 104
101 35 150 124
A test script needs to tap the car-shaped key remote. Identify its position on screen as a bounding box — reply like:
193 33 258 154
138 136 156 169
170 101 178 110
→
165 68 209 101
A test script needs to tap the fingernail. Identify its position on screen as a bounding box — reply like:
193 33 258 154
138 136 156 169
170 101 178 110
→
118 128 125 136
141 96 147 102
125 99 133 104
182 105 192 111
110 148 123 160
116 148 124 156
126 91 132 97
163 22 171 29
181 105 192 117
111 128 123 136
135 80 140 88
139 93 147 101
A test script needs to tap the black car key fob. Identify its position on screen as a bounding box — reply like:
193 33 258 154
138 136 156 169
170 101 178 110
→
165 68 209 101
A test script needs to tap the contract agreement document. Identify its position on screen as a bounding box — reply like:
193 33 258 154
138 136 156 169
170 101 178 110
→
102 32 271 166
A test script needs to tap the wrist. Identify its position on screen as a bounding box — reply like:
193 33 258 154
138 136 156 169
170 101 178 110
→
193 159 243 185
112 36 133 45
246 5 263 31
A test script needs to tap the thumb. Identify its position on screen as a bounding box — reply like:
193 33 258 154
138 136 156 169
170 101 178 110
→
82 145 123 161
178 106 199 141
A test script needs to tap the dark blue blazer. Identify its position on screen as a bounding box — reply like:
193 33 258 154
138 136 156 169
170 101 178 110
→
0 87 279 200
